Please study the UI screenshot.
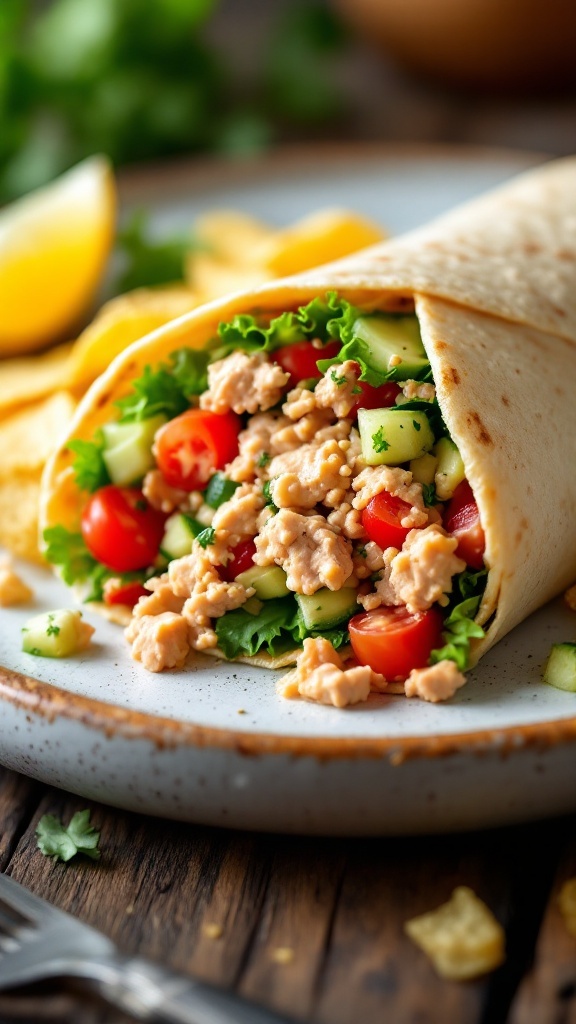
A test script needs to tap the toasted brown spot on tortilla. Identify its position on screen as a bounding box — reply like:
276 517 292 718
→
556 249 576 261
466 411 493 448
501 395 510 406
522 242 541 255
96 392 111 409
435 340 448 352
552 305 567 317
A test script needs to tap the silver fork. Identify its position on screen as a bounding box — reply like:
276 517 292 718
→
0 871 292 1024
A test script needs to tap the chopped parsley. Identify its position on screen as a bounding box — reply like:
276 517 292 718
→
36 810 101 864
196 527 216 549
330 370 347 387
422 483 439 507
412 419 421 432
372 427 390 453
45 617 60 637
257 452 271 468
204 473 240 509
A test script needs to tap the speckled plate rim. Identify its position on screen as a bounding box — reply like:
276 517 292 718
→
2 665 575 763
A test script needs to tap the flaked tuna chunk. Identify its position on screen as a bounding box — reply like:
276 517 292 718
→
226 412 291 482
279 636 387 708
125 612 190 672
388 524 466 613
352 465 428 528
211 482 264 547
254 508 352 595
269 438 351 509
314 360 362 418
200 351 289 415
405 660 466 702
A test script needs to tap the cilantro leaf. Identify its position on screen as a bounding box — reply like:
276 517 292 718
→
204 473 240 509
36 810 101 863
430 571 488 671
372 427 390 453
257 452 271 468
422 483 439 507
68 433 110 493
196 527 216 549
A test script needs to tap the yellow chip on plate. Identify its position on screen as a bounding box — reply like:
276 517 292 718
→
0 391 76 478
192 209 274 263
404 886 506 980
255 208 386 277
188 253 272 302
66 285 198 391
0 342 74 419
0 474 46 564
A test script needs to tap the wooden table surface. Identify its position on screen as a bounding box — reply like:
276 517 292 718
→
1 765 575 1024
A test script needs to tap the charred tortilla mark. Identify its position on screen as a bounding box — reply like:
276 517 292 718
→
96 392 111 409
556 249 576 261
551 305 567 317
466 411 493 447
501 395 510 407
440 366 460 391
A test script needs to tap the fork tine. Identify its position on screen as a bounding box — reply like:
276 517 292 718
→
0 872 59 924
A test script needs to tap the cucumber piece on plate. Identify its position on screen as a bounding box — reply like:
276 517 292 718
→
296 587 357 631
358 408 435 465
102 414 166 487
352 314 429 379
542 643 576 692
434 437 466 500
22 609 93 658
410 451 438 485
236 565 290 600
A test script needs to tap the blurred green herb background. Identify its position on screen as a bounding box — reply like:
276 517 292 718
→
0 0 348 203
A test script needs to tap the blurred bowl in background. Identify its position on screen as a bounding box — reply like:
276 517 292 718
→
332 0 576 92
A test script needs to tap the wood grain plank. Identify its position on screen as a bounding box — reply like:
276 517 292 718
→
237 835 348 1020
0 768 40 871
507 816 576 1024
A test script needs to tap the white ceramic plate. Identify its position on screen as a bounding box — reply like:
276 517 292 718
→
2 144 575 836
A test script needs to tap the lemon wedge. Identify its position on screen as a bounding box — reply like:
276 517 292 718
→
0 155 116 356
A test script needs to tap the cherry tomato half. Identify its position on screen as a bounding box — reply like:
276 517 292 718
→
444 480 485 570
220 538 257 582
104 580 149 608
362 491 416 550
274 339 341 386
81 486 166 572
350 380 402 417
349 605 445 681
155 409 241 492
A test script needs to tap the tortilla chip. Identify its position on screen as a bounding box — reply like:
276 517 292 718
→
66 285 198 391
0 474 45 563
0 342 73 419
0 391 76 478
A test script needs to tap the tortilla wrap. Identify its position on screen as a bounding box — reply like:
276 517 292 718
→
40 156 576 672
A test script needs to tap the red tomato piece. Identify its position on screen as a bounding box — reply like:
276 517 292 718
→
104 580 149 608
348 605 445 681
81 486 166 572
350 379 402 416
220 538 256 582
362 491 417 550
274 339 341 386
444 480 485 570
155 409 240 492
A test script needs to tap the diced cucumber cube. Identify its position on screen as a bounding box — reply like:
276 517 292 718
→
102 414 166 487
296 587 358 631
22 609 93 658
236 565 290 600
434 437 465 500
352 314 429 379
358 408 435 466
410 452 438 486
160 513 201 561
543 643 576 692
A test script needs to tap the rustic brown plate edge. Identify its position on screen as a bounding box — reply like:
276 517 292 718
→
2 664 575 764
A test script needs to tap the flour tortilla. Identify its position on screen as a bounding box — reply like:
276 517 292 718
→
40 157 576 670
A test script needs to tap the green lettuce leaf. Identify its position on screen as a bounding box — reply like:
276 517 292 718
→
215 595 350 660
215 292 358 358
68 432 110 493
42 526 149 601
430 570 488 671
115 347 210 423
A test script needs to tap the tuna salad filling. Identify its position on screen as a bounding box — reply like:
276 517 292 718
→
45 293 488 707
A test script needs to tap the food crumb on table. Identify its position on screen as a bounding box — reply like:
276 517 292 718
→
404 886 506 980
0 559 33 606
271 946 295 965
